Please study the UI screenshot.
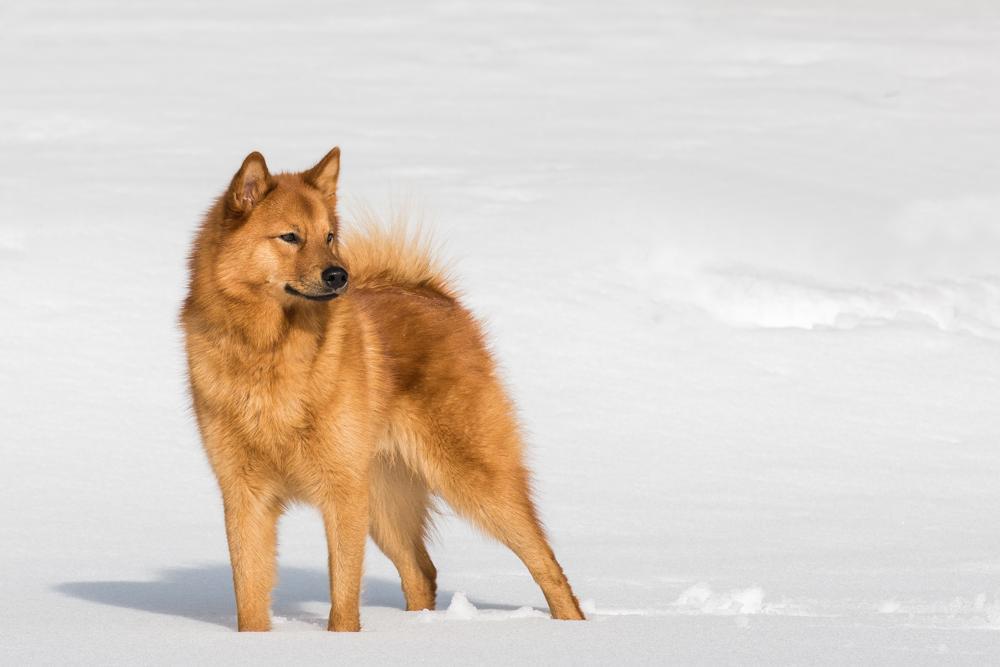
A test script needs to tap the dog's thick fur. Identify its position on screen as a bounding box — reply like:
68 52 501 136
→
181 148 583 632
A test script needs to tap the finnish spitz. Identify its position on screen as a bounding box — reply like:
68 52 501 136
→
181 148 584 631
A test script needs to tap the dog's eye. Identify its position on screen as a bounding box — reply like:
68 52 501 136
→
326 232 334 244
279 232 299 244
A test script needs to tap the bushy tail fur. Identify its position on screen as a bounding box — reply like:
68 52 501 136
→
340 203 455 299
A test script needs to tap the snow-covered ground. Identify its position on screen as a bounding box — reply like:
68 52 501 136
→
3 0 1000 662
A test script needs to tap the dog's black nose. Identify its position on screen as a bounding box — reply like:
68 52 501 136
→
321 266 349 291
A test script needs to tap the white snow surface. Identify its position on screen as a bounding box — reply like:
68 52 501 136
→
3 0 1000 663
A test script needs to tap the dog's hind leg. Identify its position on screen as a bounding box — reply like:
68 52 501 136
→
368 455 438 611
430 430 584 621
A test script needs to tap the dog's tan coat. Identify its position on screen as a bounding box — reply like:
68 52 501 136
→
182 149 583 631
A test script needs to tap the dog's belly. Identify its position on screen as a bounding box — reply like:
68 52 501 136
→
376 405 435 485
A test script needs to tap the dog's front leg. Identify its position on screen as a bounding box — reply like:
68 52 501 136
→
321 473 370 632
221 481 281 632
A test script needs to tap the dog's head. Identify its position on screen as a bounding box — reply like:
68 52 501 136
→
212 148 348 304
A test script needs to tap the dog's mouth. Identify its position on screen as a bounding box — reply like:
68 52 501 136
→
284 284 339 302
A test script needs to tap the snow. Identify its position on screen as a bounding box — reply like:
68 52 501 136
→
415 592 548 622
3 0 1000 663
674 584 767 616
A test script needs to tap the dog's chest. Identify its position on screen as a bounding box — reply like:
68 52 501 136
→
194 334 320 442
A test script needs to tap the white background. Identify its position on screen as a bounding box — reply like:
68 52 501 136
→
2 0 1000 663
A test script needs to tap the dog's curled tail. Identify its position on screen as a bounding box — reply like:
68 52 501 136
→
340 203 456 299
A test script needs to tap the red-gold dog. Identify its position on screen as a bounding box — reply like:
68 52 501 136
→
181 148 584 631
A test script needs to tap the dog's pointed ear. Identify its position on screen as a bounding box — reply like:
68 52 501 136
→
226 151 272 217
304 147 340 200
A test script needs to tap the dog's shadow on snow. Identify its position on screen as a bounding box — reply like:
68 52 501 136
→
56 564 521 628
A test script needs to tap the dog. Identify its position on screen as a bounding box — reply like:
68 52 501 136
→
181 148 584 631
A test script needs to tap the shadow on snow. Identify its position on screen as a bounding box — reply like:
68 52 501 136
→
56 564 523 628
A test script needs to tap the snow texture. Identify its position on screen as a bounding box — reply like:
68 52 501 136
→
3 0 1000 663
